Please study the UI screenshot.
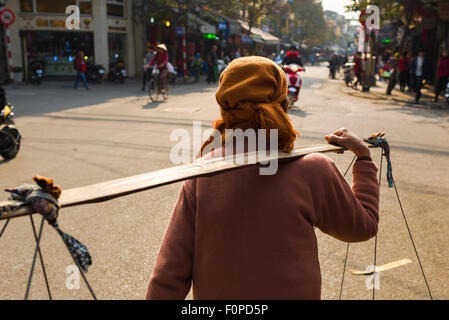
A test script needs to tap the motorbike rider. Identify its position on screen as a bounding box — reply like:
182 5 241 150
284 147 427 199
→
282 45 304 68
328 54 338 79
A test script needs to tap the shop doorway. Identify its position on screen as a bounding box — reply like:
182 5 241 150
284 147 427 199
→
108 33 127 69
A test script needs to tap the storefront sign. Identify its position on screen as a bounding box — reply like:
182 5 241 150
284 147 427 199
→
176 26 185 36
218 22 227 31
0 8 15 26
50 20 66 28
229 22 240 35
438 2 449 21
241 35 254 44
109 26 126 32
421 16 436 29
200 24 215 34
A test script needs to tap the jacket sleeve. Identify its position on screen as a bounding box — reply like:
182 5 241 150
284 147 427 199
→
149 54 157 67
311 155 380 243
146 180 196 299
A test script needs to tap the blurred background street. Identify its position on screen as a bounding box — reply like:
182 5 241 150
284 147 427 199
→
0 66 448 299
1 0 449 300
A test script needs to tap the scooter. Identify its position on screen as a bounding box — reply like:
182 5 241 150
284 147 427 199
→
108 55 127 84
28 60 45 85
217 59 228 77
0 104 21 160
343 62 354 87
283 64 304 109
86 61 105 84
445 81 449 106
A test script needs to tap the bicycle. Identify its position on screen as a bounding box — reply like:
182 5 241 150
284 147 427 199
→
147 68 168 102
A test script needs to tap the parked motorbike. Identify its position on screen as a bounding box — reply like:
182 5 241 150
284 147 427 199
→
0 104 21 160
343 62 354 87
445 81 449 106
217 59 228 78
283 64 304 109
108 55 127 83
167 62 177 85
86 61 105 84
28 60 45 85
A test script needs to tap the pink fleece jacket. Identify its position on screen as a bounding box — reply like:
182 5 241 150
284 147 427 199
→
146 153 379 300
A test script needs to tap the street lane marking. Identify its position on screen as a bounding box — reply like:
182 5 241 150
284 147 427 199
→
162 107 200 113
350 259 412 275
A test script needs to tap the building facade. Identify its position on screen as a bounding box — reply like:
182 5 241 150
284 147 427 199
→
2 0 137 81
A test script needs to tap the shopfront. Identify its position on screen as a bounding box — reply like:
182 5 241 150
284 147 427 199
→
4 0 137 80
23 31 94 77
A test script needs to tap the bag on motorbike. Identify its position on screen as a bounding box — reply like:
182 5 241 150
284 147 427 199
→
167 62 175 74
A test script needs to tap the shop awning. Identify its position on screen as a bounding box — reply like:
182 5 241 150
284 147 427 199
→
201 7 241 35
238 21 280 45
187 12 216 34
281 40 307 49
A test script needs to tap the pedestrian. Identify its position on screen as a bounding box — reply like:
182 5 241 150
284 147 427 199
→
398 51 410 92
142 45 155 91
434 49 449 103
386 52 399 95
353 52 363 90
207 45 218 84
149 44 169 95
410 49 432 104
74 51 89 90
234 48 241 59
192 52 202 82
406 52 414 92
328 54 338 79
145 56 379 300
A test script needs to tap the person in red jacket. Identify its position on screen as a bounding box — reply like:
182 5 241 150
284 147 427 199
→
435 49 449 102
148 44 169 96
74 50 89 90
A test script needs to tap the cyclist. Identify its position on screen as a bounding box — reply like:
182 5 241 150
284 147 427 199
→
148 44 169 97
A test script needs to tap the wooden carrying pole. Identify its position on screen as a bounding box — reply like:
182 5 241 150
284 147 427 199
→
0 143 377 221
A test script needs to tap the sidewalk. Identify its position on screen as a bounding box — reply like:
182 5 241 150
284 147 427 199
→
341 76 449 110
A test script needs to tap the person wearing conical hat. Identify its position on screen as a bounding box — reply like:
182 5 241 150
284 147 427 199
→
149 44 169 96
146 56 380 300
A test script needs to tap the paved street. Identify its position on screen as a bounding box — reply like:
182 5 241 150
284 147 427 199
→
0 66 448 300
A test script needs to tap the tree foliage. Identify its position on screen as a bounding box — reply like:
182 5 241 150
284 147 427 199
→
345 0 405 26
291 0 330 47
